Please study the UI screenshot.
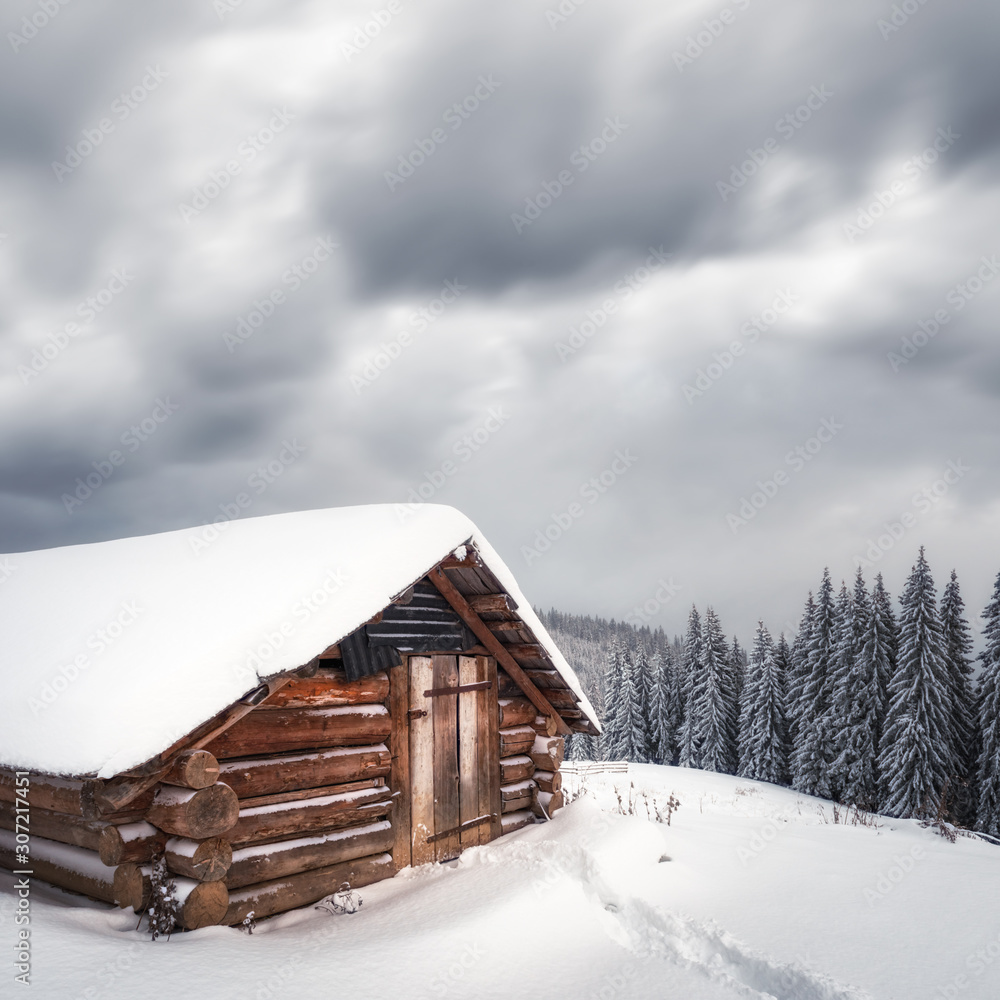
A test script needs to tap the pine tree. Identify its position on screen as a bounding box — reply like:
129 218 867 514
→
792 569 837 798
678 607 704 768
730 636 746 711
656 648 683 765
601 638 628 759
786 592 816 749
829 570 880 808
975 571 1000 836
869 573 899 758
940 570 979 825
645 650 666 763
568 732 597 761
625 646 648 763
879 548 955 820
699 607 738 774
738 621 788 784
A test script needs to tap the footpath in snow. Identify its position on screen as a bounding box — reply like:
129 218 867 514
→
2 764 998 1000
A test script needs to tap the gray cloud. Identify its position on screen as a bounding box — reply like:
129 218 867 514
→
1 0 999 643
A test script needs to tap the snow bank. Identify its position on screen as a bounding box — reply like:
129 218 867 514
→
0 504 597 778
5 767 997 999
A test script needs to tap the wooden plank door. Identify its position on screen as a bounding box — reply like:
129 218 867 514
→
409 654 500 864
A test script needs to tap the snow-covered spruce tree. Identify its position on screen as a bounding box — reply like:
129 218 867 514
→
678 606 705 768
829 570 881 809
730 636 747 713
738 622 788 785
645 650 665 763
625 645 649 763
699 607 739 774
879 548 955 820
656 647 683 765
785 592 816 750
974 571 1000 835
600 637 628 760
868 573 899 755
940 570 980 825
641 644 668 763
792 569 837 799
774 633 792 735
568 732 597 761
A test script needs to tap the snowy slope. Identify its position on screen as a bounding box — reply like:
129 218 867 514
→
3 766 998 1000
0 504 597 778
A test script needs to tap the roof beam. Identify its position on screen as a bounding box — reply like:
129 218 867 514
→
426 567 572 736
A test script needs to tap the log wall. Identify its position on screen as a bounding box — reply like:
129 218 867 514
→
0 655 568 931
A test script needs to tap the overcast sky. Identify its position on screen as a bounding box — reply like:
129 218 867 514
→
1 0 998 645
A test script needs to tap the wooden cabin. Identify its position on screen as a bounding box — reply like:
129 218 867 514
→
0 505 599 930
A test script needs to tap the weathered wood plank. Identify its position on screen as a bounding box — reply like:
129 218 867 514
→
427 568 571 735
223 851 393 925
432 655 460 862
458 655 481 850
225 820 394 889
409 656 435 867
388 661 411 872
217 746 389 800
260 671 389 709
204 705 392 758
480 656 502 843
467 594 518 615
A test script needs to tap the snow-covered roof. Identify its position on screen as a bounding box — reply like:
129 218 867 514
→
1 504 597 778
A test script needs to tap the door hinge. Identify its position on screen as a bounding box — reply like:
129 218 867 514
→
407 709 428 720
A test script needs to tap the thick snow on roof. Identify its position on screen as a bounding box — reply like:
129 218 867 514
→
0 504 597 778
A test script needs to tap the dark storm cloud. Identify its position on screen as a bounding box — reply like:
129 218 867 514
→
1 0 998 643
320 1 1000 298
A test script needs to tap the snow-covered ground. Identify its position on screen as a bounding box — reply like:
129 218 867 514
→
3 765 999 1000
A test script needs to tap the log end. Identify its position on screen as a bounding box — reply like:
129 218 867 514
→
178 880 230 930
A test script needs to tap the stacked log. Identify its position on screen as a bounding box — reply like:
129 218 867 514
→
196 668 399 924
205 705 392 758
217 744 390 798
225 852 394 925
498 755 534 784
111 863 228 929
164 837 232 881
533 770 562 794
0 829 116 904
1 654 573 928
499 780 536 814
498 698 536 728
499 725 536 758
